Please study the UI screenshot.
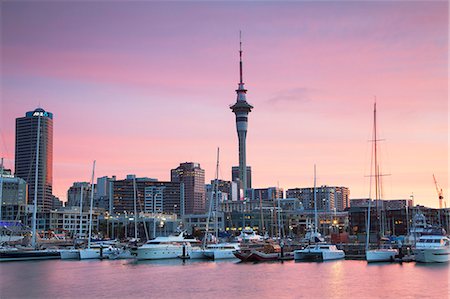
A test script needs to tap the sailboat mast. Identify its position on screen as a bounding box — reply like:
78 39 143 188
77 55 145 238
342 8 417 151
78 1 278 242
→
373 102 381 239
133 176 138 240
87 160 96 249
79 185 84 238
214 147 220 240
314 164 318 234
32 114 41 249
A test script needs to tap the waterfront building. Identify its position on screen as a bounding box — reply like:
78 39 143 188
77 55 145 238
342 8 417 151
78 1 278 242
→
66 182 92 210
102 212 179 240
206 184 228 212
348 201 449 243
230 36 253 193
0 173 28 221
113 176 184 216
231 166 252 190
182 212 225 236
49 207 100 238
334 187 350 211
286 186 349 212
171 162 205 214
95 176 116 214
246 187 284 202
15 108 53 212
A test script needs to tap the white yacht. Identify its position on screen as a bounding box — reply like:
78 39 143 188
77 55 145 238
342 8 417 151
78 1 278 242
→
134 232 200 260
366 244 397 262
191 243 240 260
413 235 450 263
236 228 263 242
59 249 80 260
294 243 345 261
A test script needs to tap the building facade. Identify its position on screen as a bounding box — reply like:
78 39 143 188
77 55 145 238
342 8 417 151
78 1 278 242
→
66 182 92 210
113 176 184 216
232 166 252 190
15 108 53 212
286 186 350 212
0 173 28 221
171 163 205 214
96 176 116 214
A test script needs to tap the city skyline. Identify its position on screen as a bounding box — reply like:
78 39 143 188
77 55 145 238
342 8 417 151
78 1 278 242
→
1 2 448 207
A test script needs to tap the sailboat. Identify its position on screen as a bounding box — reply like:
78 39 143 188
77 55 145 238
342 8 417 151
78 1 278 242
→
60 185 84 259
365 102 398 262
294 165 345 261
190 148 240 260
79 161 103 259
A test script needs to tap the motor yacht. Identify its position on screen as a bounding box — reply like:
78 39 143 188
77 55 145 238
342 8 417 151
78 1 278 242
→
294 243 345 261
236 228 263 242
201 243 240 259
413 235 450 263
134 232 200 260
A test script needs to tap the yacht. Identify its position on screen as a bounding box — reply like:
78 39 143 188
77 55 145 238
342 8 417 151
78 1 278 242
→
236 228 263 242
366 244 397 262
134 232 200 260
202 243 240 259
294 243 345 261
413 235 450 263
59 248 80 260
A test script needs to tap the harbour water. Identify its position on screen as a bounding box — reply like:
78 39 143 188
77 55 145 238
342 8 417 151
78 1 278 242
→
1 259 448 298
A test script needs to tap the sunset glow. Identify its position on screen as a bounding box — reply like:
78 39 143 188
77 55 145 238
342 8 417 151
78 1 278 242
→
1 1 448 207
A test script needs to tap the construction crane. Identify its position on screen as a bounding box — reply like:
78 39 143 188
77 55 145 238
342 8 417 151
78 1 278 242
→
432 174 444 209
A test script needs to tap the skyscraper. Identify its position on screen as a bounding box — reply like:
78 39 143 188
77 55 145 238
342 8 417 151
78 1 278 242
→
171 162 205 214
15 108 53 212
230 34 253 192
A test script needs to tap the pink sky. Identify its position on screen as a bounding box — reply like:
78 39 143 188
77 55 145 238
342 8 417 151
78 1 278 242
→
1 2 448 207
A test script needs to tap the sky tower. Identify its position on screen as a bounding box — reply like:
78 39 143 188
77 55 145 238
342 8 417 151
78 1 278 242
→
230 32 253 193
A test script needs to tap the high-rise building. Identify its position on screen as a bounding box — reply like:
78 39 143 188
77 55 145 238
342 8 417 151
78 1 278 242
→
230 35 253 192
171 162 205 214
15 108 53 212
95 176 116 213
66 182 92 210
334 187 350 211
113 176 184 216
286 186 350 212
231 166 252 190
247 187 284 202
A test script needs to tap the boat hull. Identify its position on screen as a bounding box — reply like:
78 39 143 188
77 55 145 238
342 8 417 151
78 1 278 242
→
136 245 192 260
0 250 60 262
294 249 345 261
79 249 101 260
233 250 255 262
251 251 279 261
189 249 208 259
60 249 80 260
413 248 450 263
203 249 237 260
366 249 397 263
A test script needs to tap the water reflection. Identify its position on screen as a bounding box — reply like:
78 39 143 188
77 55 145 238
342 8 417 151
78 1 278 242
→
0 259 448 299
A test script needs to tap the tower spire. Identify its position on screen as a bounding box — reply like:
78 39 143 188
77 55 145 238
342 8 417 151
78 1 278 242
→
239 30 243 84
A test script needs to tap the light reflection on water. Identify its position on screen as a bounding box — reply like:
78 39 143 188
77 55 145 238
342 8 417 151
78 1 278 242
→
1 259 448 298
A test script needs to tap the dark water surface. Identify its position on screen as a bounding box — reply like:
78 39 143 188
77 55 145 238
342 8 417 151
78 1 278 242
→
1 259 448 298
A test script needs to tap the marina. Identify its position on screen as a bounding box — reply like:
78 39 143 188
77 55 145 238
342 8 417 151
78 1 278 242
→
0 259 448 299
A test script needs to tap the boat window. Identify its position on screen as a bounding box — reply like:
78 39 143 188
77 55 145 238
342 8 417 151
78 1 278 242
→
434 239 441 243
320 246 329 249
